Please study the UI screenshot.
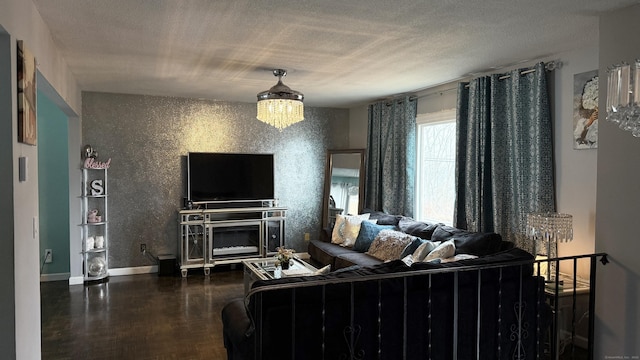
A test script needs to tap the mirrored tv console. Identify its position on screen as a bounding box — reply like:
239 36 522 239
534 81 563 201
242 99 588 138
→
178 200 285 277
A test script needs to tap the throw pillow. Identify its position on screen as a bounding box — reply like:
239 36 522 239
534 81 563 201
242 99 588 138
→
331 213 370 246
401 254 414 266
342 217 375 247
400 237 424 258
398 217 440 239
353 221 396 252
423 240 456 262
312 264 331 275
366 229 413 261
411 240 440 262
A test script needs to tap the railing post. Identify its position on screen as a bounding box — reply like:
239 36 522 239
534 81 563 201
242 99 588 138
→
587 255 597 360
476 270 482 360
403 277 408 360
290 289 296 360
453 271 459 359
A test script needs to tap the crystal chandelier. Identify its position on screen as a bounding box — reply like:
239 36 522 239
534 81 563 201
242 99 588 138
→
605 59 640 137
257 69 304 131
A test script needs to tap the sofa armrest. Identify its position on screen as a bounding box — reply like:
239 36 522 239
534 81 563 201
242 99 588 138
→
221 299 253 360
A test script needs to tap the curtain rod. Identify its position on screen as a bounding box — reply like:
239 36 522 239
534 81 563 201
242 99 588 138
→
373 60 561 104
464 60 562 87
416 86 458 101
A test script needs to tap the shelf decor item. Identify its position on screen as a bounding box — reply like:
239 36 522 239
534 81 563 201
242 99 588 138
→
275 247 295 270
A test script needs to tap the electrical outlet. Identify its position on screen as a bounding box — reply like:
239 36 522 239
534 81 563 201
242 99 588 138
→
140 243 146 253
44 249 52 263
304 232 310 241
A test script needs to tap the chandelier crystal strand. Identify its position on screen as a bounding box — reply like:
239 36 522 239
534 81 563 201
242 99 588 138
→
633 60 640 137
619 63 632 131
606 65 620 123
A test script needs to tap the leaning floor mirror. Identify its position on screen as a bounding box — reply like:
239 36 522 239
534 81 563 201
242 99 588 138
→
321 149 365 230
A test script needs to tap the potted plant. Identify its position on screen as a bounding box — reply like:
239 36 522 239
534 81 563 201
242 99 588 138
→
275 247 295 269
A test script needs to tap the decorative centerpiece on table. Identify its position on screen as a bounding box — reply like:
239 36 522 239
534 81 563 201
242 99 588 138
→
275 247 295 270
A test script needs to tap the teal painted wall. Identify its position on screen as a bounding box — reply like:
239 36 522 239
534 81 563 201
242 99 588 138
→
37 89 70 274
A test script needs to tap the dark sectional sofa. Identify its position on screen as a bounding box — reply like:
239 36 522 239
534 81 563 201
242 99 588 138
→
308 210 512 270
222 211 548 360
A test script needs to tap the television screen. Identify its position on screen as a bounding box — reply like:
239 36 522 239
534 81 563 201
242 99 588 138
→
188 152 274 202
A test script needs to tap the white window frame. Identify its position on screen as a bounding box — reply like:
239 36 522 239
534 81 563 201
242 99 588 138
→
415 108 457 225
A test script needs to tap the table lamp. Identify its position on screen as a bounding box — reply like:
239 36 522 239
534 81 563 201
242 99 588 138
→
526 212 573 280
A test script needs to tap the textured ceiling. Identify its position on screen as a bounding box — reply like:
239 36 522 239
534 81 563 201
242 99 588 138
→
33 0 638 108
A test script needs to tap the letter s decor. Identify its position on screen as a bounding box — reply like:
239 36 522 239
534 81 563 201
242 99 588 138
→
90 180 104 196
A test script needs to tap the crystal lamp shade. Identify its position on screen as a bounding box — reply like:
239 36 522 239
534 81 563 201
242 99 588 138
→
526 212 573 258
257 69 304 131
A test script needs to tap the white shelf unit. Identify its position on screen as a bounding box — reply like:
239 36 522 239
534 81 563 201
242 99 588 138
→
178 203 286 277
80 167 109 282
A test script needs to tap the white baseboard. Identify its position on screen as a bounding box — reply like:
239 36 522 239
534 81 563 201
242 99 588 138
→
108 265 158 276
67 266 159 286
68 276 84 285
40 272 70 282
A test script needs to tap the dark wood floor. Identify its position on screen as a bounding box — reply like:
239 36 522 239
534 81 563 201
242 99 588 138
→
41 266 243 360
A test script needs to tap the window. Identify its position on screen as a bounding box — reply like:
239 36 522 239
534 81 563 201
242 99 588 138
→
416 109 457 225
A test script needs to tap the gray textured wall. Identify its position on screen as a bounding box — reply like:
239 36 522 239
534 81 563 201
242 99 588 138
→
82 92 349 268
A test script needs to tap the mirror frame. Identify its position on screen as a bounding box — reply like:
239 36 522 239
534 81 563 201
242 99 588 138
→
321 149 366 230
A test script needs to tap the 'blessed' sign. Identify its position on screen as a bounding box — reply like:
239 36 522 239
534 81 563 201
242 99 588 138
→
84 157 111 169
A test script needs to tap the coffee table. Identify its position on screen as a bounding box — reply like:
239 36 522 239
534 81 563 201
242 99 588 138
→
242 257 318 294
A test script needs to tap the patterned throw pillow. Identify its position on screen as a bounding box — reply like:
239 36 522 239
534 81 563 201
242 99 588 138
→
331 213 370 246
412 240 441 262
423 240 456 262
353 221 396 252
366 229 414 261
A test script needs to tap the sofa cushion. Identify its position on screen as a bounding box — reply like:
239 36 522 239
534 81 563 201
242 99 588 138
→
308 240 354 269
334 252 383 270
353 221 396 252
431 225 503 256
398 217 440 239
366 229 414 261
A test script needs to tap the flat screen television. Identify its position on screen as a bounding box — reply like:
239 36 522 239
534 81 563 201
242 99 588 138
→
187 152 274 202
